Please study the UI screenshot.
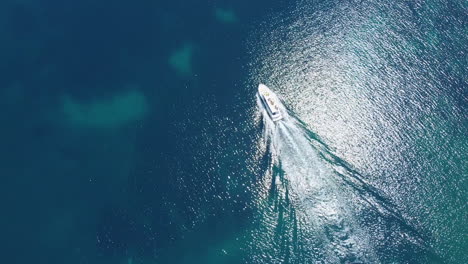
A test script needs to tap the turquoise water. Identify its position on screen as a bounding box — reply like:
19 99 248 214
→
1 0 466 263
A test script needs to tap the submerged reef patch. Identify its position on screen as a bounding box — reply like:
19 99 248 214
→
168 44 194 76
62 90 148 128
214 8 238 24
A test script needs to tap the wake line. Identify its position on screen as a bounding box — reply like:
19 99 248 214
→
254 89 436 263
257 95 377 263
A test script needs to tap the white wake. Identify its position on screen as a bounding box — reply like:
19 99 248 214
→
256 93 377 263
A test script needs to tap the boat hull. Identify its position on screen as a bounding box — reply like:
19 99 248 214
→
258 84 283 121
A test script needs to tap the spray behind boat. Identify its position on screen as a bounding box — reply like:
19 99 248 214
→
254 84 379 262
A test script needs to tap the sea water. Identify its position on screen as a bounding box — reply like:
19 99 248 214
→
1 0 465 263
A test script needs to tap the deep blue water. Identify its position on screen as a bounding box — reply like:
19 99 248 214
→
1 0 466 263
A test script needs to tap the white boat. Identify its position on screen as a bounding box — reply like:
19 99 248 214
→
258 83 283 121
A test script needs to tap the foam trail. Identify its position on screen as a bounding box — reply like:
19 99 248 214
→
256 93 377 263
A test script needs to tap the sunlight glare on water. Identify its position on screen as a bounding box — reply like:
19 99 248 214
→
245 0 466 262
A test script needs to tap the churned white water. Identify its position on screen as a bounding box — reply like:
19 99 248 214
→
254 92 377 263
